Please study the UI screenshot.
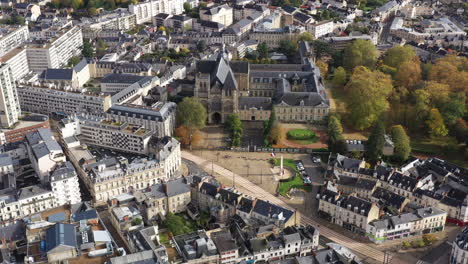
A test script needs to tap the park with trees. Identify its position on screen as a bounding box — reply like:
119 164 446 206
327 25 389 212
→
314 39 467 166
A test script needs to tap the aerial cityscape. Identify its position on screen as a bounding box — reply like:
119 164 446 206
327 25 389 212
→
0 0 466 263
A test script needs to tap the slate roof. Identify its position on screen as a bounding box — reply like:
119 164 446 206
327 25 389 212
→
155 13 170 19
238 197 254 213
26 128 62 160
101 73 147 84
388 172 418 191
0 221 25 242
165 178 190 197
46 223 77 252
454 227 468 251
293 12 313 24
282 6 297 14
39 68 74 80
18 185 50 199
372 187 407 210
335 154 363 172
73 58 88 72
253 199 294 222
199 182 218 197
337 195 373 215
217 188 240 206
199 20 224 29
50 162 76 182
239 97 272 110
211 231 237 252
337 175 377 190
229 61 249 74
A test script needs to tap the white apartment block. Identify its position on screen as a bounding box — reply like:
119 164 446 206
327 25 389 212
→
0 64 21 128
50 162 82 206
61 115 153 155
26 26 83 72
0 25 29 57
200 4 234 27
0 195 21 222
105 102 176 138
18 185 56 216
129 0 185 24
366 207 447 244
307 20 334 39
0 48 30 81
82 11 137 31
16 84 112 115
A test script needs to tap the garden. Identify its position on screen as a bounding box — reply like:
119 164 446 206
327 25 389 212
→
272 158 312 196
286 129 319 145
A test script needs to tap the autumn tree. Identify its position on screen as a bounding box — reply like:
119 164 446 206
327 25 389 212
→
413 89 431 128
343 39 378 71
382 45 416 69
365 119 386 164
394 58 422 89
176 126 203 146
176 97 207 148
316 60 328 78
299 32 313 42
346 67 393 130
429 55 468 93
332 67 347 87
426 108 448 137
269 122 283 145
390 125 411 162
424 81 450 105
453 119 468 145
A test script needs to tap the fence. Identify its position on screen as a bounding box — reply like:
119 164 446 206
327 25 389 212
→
192 145 329 154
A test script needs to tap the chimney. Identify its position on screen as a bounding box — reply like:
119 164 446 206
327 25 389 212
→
164 184 168 194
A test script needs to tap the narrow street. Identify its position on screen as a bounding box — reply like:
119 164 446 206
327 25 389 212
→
182 150 407 264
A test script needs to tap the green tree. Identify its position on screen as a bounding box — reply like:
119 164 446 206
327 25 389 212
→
82 40 95 57
438 92 465 126
365 119 386 163
327 114 347 154
183 2 192 12
382 45 416 69
263 110 276 147
88 7 98 15
196 40 207 52
67 56 81 67
257 42 269 59
426 108 448 137
343 39 377 71
299 32 313 42
312 40 332 58
346 67 393 130
278 40 297 59
332 67 347 86
225 114 243 147
413 89 431 128
390 125 411 162
71 0 84 9
176 97 207 148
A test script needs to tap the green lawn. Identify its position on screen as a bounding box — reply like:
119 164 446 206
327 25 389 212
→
274 158 312 196
163 213 199 236
410 136 468 167
287 129 318 141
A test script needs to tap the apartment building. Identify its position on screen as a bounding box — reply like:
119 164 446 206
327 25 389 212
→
106 102 176 138
335 175 380 199
367 207 446 243
307 20 334 38
81 10 137 31
318 191 380 235
26 25 83 72
61 115 153 155
0 25 29 57
129 0 185 24
0 64 21 128
200 4 234 27
17 185 56 216
49 162 82 206
25 128 66 183
250 26 302 48
16 84 112 115
0 48 30 81
139 177 191 220
328 154 366 177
